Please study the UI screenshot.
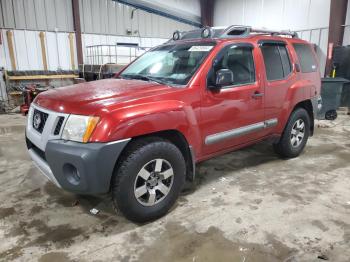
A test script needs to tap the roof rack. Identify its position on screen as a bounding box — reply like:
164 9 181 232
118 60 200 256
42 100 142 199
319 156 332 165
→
241 27 298 38
172 25 298 41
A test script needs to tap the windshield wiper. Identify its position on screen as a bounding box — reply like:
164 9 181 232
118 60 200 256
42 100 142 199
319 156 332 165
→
121 74 166 85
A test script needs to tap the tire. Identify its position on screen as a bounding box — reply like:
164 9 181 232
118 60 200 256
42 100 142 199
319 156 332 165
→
273 108 310 158
111 137 186 223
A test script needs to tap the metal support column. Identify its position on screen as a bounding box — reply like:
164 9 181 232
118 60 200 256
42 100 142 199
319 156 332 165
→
200 0 214 27
325 0 349 76
72 0 83 66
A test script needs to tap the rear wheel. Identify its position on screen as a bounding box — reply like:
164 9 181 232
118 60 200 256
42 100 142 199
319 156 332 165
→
111 137 186 223
274 108 310 158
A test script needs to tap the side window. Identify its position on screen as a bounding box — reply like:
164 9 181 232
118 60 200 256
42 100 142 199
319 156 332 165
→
209 45 255 87
293 43 317 73
279 46 292 76
260 44 291 81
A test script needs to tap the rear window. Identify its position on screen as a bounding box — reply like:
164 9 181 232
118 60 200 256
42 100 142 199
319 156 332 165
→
261 44 291 81
293 43 317 73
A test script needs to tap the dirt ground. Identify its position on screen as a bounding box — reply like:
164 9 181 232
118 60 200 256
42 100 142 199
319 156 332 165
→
0 113 349 262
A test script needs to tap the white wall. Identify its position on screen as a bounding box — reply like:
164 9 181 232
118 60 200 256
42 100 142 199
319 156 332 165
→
214 0 330 30
0 30 78 71
79 0 196 37
214 0 331 75
0 0 197 38
0 29 168 71
0 0 197 71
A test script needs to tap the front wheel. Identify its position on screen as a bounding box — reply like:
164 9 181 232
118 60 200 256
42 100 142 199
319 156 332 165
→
273 108 311 158
111 138 186 223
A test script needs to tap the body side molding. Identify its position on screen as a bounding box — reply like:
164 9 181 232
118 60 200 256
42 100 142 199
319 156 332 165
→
205 118 278 145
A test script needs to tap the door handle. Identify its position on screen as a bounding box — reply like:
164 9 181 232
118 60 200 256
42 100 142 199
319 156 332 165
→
252 91 264 98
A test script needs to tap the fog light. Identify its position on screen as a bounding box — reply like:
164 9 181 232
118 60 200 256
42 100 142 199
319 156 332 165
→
63 163 80 185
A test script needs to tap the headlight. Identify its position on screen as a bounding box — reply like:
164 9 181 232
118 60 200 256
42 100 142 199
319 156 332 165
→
62 115 100 143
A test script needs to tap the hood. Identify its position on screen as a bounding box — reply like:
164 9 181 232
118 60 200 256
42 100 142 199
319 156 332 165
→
34 79 174 115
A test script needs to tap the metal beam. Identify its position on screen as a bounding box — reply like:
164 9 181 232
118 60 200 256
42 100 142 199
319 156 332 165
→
114 0 202 27
72 0 83 65
200 0 214 27
325 0 348 76
7 74 79 81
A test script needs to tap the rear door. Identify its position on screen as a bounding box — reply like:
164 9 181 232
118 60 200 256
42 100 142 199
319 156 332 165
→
259 41 296 131
200 43 266 155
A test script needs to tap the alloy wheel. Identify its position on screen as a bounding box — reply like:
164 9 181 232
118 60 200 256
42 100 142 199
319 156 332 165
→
134 159 174 206
290 119 305 147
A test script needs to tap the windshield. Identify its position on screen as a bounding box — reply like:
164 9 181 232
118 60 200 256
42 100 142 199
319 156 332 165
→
120 42 215 86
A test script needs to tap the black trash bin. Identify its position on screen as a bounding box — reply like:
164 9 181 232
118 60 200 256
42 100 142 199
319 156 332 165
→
340 82 350 107
318 78 350 120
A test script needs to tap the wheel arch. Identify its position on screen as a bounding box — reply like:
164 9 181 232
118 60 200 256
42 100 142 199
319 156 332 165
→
292 99 314 136
148 130 196 183
110 129 196 192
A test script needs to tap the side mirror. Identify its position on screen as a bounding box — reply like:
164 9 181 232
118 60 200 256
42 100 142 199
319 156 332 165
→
215 69 234 87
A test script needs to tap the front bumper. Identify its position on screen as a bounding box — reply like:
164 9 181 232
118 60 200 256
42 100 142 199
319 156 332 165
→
26 137 130 194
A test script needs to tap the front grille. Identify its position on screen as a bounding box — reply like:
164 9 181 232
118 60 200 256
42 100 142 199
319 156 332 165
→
54 117 65 135
32 109 49 133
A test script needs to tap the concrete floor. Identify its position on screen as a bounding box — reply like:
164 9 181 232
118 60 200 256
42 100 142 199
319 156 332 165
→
0 113 350 262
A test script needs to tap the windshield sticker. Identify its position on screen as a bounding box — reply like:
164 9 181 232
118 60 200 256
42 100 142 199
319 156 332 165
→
188 46 213 52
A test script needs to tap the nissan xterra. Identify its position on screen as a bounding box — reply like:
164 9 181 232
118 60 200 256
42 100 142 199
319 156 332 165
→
26 26 322 222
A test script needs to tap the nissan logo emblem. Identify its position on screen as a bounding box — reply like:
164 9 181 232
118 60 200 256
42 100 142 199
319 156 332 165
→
33 113 41 129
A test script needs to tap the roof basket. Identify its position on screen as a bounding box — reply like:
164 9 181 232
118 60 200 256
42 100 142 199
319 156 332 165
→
249 27 298 38
220 25 298 38
171 25 298 41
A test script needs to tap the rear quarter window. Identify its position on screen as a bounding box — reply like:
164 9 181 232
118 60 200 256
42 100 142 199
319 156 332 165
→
293 43 318 73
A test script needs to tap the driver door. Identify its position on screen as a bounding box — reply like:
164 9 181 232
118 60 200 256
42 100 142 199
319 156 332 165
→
200 43 266 156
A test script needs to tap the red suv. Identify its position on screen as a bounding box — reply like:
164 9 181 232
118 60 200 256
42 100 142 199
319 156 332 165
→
26 26 322 222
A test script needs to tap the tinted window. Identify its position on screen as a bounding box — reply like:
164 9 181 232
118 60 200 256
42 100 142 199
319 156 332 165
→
293 43 317 73
209 45 255 87
279 46 292 76
261 44 291 81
